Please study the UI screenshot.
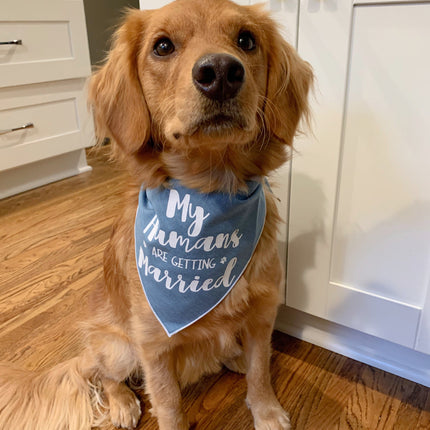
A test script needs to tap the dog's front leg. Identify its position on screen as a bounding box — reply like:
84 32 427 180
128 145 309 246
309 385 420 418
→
244 307 291 430
141 350 189 430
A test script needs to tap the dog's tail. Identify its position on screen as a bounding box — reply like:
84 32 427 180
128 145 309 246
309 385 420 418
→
0 357 105 430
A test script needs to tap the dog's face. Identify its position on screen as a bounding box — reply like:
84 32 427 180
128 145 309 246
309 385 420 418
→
139 0 267 147
89 0 312 192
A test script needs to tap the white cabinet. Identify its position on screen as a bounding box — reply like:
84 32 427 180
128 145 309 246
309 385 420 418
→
0 0 94 199
281 0 430 385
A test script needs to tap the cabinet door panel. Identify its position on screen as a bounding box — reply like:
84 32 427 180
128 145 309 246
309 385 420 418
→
330 3 430 348
287 0 353 316
288 1 430 349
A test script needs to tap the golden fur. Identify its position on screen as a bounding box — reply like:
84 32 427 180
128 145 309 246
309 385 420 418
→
0 0 312 429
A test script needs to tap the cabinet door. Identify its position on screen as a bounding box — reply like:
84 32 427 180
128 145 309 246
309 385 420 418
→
0 80 93 171
287 1 430 350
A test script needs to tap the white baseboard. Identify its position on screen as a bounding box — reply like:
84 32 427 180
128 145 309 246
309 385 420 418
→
275 305 430 387
0 149 92 199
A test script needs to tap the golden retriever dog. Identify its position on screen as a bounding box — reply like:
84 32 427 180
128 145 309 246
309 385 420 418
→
0 0 312 429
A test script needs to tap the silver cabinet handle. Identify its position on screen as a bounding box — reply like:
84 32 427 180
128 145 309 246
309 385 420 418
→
0 39 22 45
0 123 34 136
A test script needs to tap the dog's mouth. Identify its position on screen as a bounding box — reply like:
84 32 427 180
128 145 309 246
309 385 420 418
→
189 112 247 136
167 98 256 143
185 98 253 137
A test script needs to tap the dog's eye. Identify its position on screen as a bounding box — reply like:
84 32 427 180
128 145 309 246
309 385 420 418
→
237 31 256 51
153 38 175 56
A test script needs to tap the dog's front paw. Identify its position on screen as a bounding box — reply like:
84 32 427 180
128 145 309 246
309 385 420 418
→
108 386 142 429
249 400 291 430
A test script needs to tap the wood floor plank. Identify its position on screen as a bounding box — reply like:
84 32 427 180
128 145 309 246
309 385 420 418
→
0 147 429 429
416 392 430 429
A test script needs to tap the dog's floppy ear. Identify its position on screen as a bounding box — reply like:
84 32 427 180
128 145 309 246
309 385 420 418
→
264 26 313 147
89 9 151 155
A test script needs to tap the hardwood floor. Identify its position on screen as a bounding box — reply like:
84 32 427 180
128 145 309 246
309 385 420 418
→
0 147 429 430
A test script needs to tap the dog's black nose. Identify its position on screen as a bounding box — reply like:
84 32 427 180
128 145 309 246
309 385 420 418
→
192 54 245 101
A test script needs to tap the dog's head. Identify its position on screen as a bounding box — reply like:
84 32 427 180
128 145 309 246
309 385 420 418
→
89 0 312 192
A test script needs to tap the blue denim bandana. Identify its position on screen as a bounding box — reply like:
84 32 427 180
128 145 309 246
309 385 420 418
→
134 179 266 337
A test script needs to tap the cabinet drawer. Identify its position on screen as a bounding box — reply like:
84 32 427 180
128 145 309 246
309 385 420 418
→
0 79 94 170
0 0 91 88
